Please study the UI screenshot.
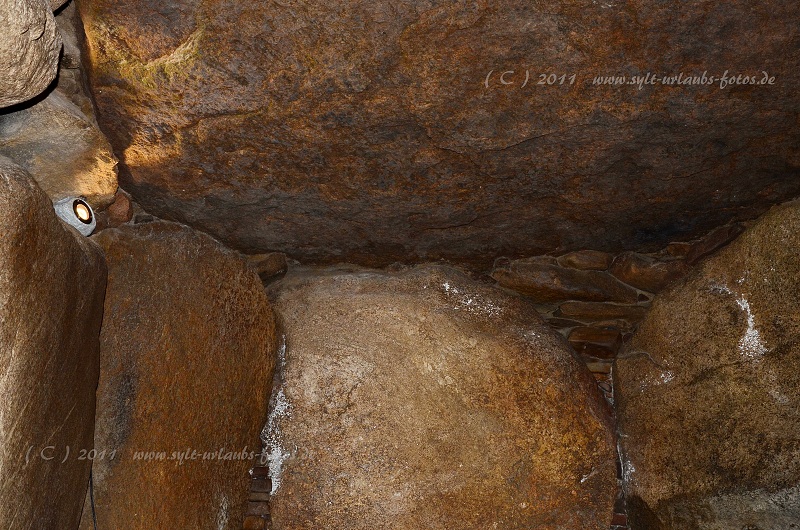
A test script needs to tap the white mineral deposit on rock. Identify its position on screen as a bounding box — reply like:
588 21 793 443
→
441 281 502 317
262 337 293 495
711 283 768 360
215 493 228 530
735 296 768 360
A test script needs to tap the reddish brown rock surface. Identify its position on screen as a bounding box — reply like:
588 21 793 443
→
685 223 747 265
80 222 278 530
77 0 800 265
105 190 132 225
492 257 640 303
568 327 623 360
615 200 800 529
0 156 107 528
246 252 288 283
265 264 616 530
609 253 688 293
557 301 649 322
557 251 614 271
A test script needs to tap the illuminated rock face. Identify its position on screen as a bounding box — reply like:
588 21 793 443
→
0 155 107 528
78 0 800 266
81 222 278 530
265 264 616 530
615 200 800 529
0 90 119 209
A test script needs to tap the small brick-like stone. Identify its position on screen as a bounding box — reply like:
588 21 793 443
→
609 253 688 293
557 301 649 322
546 317 585 330
247 501 272 517
106 190 133 227
664 241 692 258
585 361 612 374
686 223 746 265
556 250 614 271
250 478 273 493
247 253 288 283
592 319 637 334
243 515 268 530
250 491 271 502
569 327 623 359
250 467 270 479
492 258 639 303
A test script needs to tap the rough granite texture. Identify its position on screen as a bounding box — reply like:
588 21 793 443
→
0 155 107 528
54 1 100 115
615 200 800 530
0 0 62 108
79 222 277 530
0 90 118 208
265 264 616 529
77 0 800 265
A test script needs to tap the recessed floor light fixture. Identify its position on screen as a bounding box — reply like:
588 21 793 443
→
53 197 96 236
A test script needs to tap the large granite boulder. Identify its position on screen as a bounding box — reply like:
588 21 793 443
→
0 90 118 209
79 222 278 529
0 155 107 528
78 0 800 265
615 200 800 529
0 0 62 108
265 265 616 529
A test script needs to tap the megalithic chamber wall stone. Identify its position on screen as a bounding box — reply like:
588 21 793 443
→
0 90 120 210
0 155 107 528
80 221 277 530
615 200 800 529
77 0 800 266
0 0 62 108
264 264 617 529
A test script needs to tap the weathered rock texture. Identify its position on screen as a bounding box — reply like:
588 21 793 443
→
0 0 62 108
0 90 118 208
265 264 616 529
50 0 70 11
493 256 640 304
246 252 288 284
54 0 99 115
97 189 132 229
78 0 800 265
0 155 106 528
608 252 688 294
80 222 277 530
615 200 800 529
492 220 747 374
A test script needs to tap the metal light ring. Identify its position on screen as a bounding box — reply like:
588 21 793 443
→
53 197 96 237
